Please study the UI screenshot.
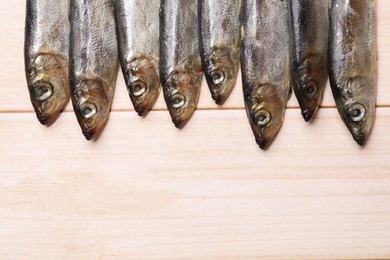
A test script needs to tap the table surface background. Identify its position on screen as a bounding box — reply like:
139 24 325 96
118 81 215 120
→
1 1 390 259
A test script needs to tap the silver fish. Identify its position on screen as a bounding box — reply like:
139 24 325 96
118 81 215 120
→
160 0 203 128
290 0 329 121
241 0 292 149
69 0 119 140
199 0 241 105
114 0 160 116
329 0 377 145
24 0 70 124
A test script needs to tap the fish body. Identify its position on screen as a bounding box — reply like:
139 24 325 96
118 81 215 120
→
290 0 329 121
160 0 202 128
199 0 241 104
329 0 377 145
24 0 70 124
114 0 160 116
241 0 292 149
69 0 119 140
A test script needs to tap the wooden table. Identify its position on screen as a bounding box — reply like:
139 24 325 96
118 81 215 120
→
1 1 389 259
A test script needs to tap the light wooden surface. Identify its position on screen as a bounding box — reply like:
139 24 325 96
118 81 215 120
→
0 1 389 259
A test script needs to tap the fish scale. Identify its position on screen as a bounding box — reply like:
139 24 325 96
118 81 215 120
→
329 0 377 145
24 0 70 125
199 0 241 105
69 0 119 140
114 0 160 116
240 0 292 150
160 0 202 129
290 0 329 122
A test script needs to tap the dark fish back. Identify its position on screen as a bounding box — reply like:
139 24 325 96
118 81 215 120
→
69 0 119 140
241 0 291 149
329 0 377 145
24 0 70 124
160 0 202 128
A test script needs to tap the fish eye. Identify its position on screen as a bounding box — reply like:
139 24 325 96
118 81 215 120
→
33 83 52 101
254 110 271 126
303 81 318 98
170 93 186 109
348 103 365 122
129 80 147 97
79 102 97 119
210 69 225 85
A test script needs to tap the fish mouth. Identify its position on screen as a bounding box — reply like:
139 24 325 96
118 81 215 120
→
206 66 237 105
77 101 100 140
252 109 272 150
167 91 197 129
250 107 284 150
73 79 111 140
127 77 159 117
349 121 369 146
301 108 314 122
204 48 239 105
27 53 70 125
35 109 62 126
337 102 373 146
344 103 371 146
294 79 324 122
82 129 95 141
77 101 107 141
334 77 376 146
125 58 160 117
36 112 50 125
245 84 287 150
172 116 189 129
294 55 327 122
353 134 367 145
163 70 201 129
29 74 69 125
255 136 269 150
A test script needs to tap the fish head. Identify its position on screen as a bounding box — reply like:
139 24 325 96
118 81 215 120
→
204 47 239 104
336 76 376 145
245 84 286 149
73 79 111 140
163 70 201 129
293 54 327 122
126 57 160 117
27 54 70 124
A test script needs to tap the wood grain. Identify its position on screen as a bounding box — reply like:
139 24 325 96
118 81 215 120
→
1 109 390 259
0 0 389 259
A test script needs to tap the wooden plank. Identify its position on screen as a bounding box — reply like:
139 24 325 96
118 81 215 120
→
1 0 389 112
0 109 390 259
2 108 389 176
